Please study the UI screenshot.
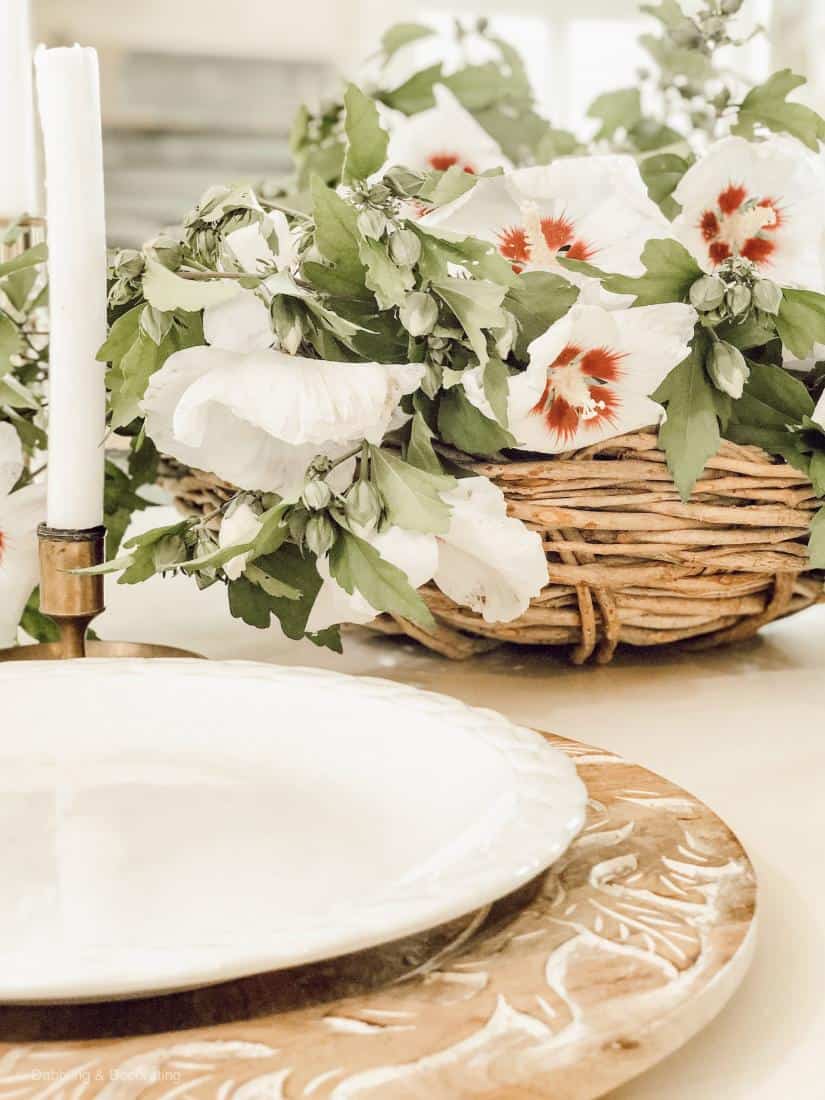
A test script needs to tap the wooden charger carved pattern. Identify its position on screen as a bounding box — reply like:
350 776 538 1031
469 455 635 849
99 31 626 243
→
0 734 756 1099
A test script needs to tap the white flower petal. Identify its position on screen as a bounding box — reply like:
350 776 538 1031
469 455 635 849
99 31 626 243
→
218 500 262 580
226 224 276 273
508 302 696 453
0 482 46 647
142 347 423 495
203 292 274 353
306 526 438 633
813 390 825 431
385 84 512 175
423 156 671 306
673 135 825 288
434 477 546 623
142 258 241 313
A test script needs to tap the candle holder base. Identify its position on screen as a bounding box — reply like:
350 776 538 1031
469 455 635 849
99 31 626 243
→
0 524 203 662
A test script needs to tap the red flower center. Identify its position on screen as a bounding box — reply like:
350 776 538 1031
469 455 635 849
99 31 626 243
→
497 214 594 273
427 152 476 174
699 182 782 267
531 343 624 441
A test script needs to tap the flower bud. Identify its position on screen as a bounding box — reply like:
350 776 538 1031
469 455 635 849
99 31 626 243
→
400 291 439 336
288 507 309 543
272 297 303 355
719 0 743 14
726 283 752 317
305 512 337 557
383 166 426 196
388 228 421 268
689 275 725 312
115 249 145 279
302 478 333 511
357 207 388 240
752 278 782 315
146 234 183 271
707 341 749 399
344 480 383 536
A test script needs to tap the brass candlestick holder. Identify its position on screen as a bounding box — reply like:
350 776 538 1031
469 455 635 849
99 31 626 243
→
0 525 200 662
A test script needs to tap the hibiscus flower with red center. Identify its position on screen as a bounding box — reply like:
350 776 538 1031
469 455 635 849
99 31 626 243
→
507 303 697 453
674 135 825 289
422 156 671 306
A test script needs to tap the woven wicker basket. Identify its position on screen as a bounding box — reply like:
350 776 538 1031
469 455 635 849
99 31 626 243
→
159 427 823 663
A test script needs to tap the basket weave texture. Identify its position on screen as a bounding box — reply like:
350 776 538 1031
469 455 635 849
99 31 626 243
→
159 427 823 664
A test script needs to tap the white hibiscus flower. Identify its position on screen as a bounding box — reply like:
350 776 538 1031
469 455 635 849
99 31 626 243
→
421 157 672 304
202 213 299 354
0 423 45 647
672 135 825 289
385 84 512 177
508 302 697 453
307 475 547 630
141 346 423 497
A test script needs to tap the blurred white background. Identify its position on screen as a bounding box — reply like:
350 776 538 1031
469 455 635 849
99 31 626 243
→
30 0 821 245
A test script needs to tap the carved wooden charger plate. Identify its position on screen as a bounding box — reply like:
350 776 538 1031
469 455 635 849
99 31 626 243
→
0 735 756 1100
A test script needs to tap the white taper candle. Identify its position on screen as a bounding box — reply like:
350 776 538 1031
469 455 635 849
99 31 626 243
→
35 45 107 530
0 0 38 219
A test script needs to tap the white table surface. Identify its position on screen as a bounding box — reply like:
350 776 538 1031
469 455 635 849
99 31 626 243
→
96 505 825 1100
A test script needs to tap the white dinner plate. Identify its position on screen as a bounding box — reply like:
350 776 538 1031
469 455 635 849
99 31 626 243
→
1 659 586 1003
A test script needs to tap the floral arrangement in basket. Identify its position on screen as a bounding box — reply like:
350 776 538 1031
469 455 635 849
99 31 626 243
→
6 1 825 658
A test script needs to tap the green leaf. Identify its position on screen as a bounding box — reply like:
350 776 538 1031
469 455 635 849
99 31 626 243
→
483 356 510 426
437 385 515 456
808 505 825 567
603 238 701 306
737 360 813 424
413 224 516 286
715 314 777 351
380 63 442 115
97 304 144 364
307 625 343 653
380 22 435 59
775 288 825 359
244 562 300 600
809 451 825 497
587 87 643 140
653 335 720 500
535 127 582 162
228 576 273 628
504 272 579 361
432 276 506 366
342 84 389 184
358 238 414 310
370 445 455 533
254 544 324 639
0 375 38 408
472 103 554 164
329 529 434 627
0 312 23 374
405 411 443 474
732 69 825 152
311 177 367 285
0 241 47 278
417 165 478 207
639 153 690 218
142 259 241 313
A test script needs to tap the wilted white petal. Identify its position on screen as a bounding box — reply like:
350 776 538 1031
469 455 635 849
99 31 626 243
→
434 477 546 623
203 292 274 352
142 346 423 496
